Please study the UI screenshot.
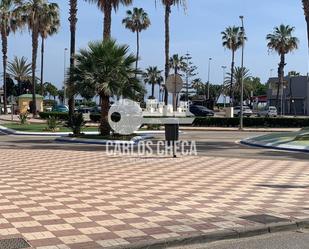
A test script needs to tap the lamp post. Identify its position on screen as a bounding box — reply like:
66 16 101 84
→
207 58 212 100
239 15 245 130
63 48 68 104
222 66 227 107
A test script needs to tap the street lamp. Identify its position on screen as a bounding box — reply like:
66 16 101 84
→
222 66 227 107
207 57 212 100
63 48 68 104
239 15 245 130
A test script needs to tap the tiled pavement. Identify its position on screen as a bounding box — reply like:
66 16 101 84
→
0 148 308 248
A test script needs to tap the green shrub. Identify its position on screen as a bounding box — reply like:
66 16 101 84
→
192 117 309 128
46 116 60 131
90 113 101 123
66 113 86 135
39 112 69 121
18 112 29 125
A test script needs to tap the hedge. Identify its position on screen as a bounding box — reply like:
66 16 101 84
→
193 117 309 128
39 112 69 121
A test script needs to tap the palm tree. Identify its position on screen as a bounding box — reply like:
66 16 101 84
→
159 0 186 105
224 67 251 105
191 78 204 95
71 40 144 135
169 54 186 75
143 66 163 99
7 56 31 95
68 0 78 117
122 7 150 70
266 24 299 110
0 0 21 114
221 26 246 105
15 0 59 116
302 0 309 50
39 2 60 96
84 0 132 40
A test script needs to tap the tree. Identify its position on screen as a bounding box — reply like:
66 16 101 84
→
39 2 60 96
7 56 31 95
224 67 251 105
84 0 132 40
68 0 78 117
71 40 144 135
157 0 186 104
44 82 58 99
169 54 186 75
302 0 309 51
266 24 299 110
143 66 163 99
0 0 21 114
183 52 198 101
15 0 59 116
221 26 246 105
122 7 150 70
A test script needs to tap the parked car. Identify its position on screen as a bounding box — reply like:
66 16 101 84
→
189 105 214 117
258 106 278 117
52 105 69 113
233 106 253 117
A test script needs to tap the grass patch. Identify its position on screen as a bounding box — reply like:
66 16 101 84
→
4 123 99 133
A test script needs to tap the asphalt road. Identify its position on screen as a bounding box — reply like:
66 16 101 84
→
170 230 309 249
0 131 309 161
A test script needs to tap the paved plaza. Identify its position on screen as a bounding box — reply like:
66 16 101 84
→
0 148 308 248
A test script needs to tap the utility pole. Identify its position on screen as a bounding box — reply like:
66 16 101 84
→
239 15 245 130
207 58 212 100
185 52 190 102
63 48 68 104
222 66 227 107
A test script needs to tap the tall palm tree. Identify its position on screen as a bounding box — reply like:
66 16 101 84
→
84 0 132 40
143 66 163 99
15 0 59 116
266 24 299 110
221 26 246 105
0 0 20 114
122 7 150 70
224 66 251 105
68 0 78 117
169 54 186 75
71 40 144 135
7 56 31 95
159 0 186 104
302 0 309 50
39 2 60 96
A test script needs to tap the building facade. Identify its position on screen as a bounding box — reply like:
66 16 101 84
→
267 76 309 115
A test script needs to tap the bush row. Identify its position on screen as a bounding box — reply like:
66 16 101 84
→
39 112 69 121
43 112 309 128
193 117 309 128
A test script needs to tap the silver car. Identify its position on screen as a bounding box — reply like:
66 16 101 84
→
258 106 278 117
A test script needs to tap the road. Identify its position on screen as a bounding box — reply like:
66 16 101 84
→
170 230 309 249
0 131 309 161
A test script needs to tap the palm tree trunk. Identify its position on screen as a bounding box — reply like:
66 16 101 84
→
103 0 112 40
230 50 235 106
100 92 110 136
1 26 8 114
277 54 285 112
69 0 78 118
164 4 171 105
40 36 45 96
136 30 139 70
151 82 155 98
31 25 39 116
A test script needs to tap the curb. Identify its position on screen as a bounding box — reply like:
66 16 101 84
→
180 127 299 133
55 135 153 145
108 219 309 249
240 139 309 153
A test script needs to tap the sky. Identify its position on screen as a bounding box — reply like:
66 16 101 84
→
6 0 309 90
